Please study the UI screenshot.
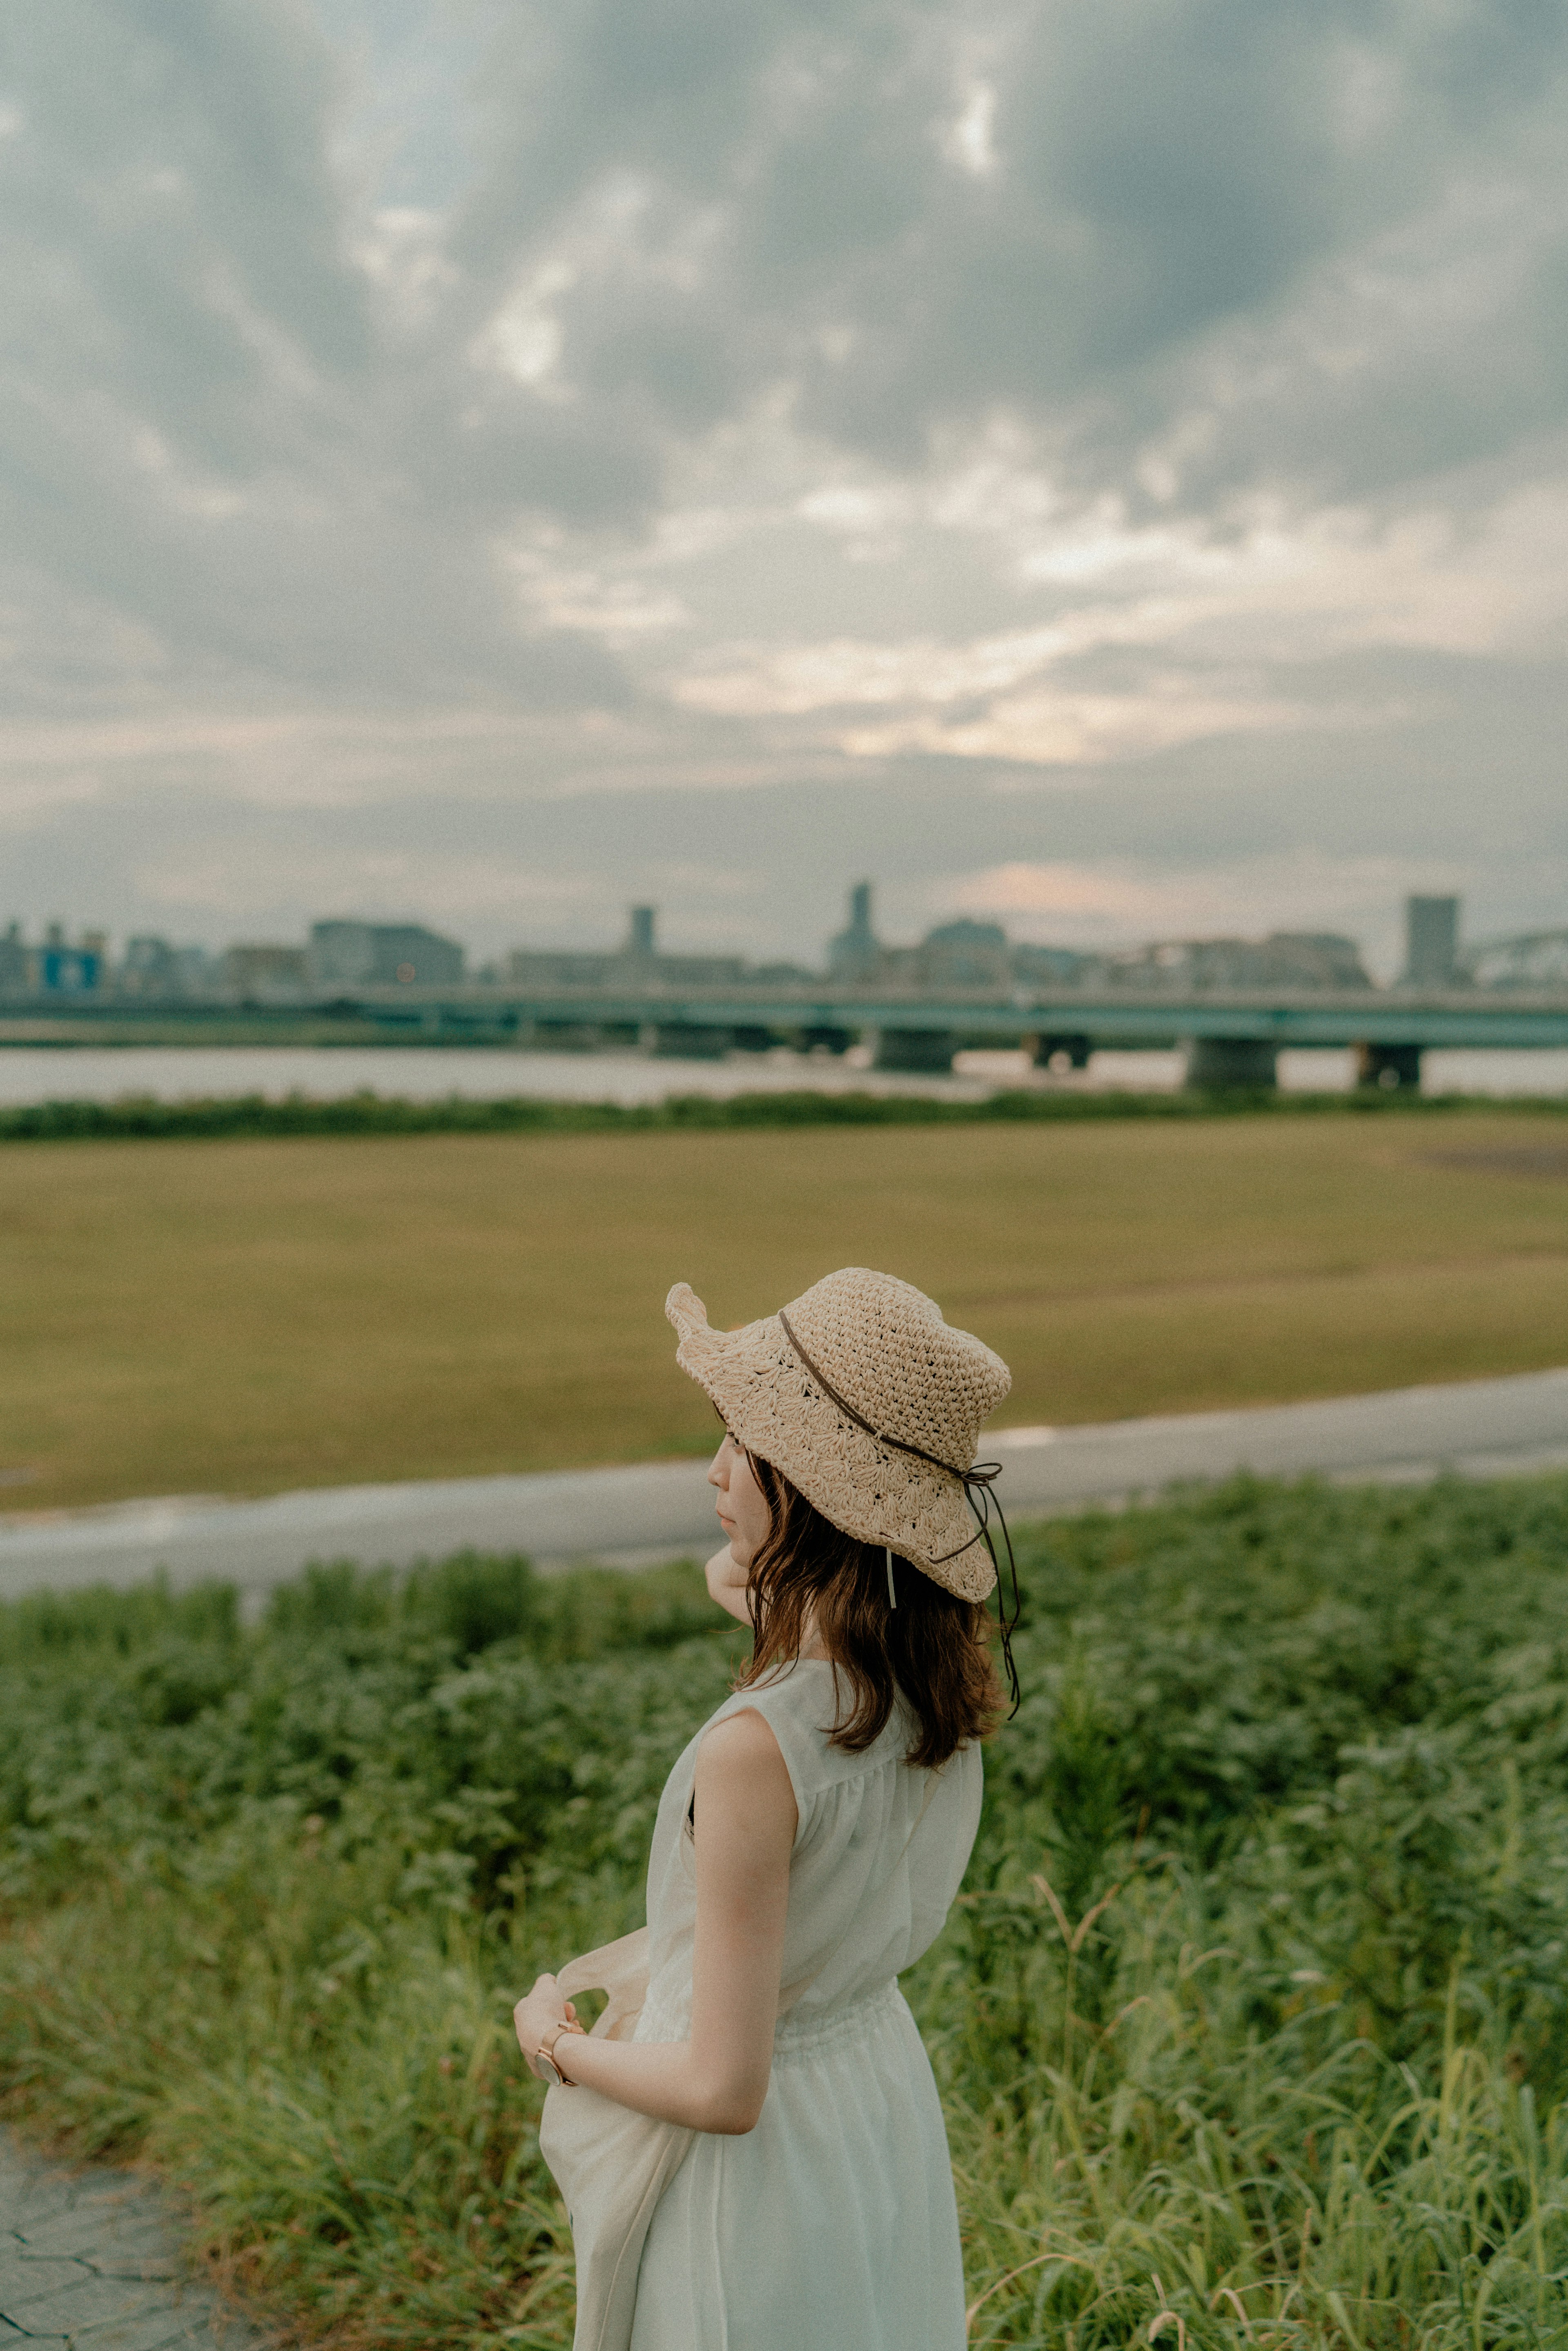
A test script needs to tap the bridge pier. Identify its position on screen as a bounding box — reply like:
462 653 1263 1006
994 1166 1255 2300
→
872 1027 958 1074
535 1019 613 1052
1355 1042 1423 1092
650 1022 733 1060
1026 1032 1093 1072
1184 1036 1278 1091
795 1024 855 1056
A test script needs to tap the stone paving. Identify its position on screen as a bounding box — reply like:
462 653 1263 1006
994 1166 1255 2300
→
0 2133 263 2351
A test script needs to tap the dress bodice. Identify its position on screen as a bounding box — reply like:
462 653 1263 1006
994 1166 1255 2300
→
636 1659 983 2043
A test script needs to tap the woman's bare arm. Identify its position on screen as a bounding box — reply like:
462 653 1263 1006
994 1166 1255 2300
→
513 1709 795 2134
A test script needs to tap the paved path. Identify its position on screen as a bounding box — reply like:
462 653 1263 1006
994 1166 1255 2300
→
0 2132 257 2351
3 1366 1566 1604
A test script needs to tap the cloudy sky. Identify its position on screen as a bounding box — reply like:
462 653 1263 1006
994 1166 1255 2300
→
2 0 1565 972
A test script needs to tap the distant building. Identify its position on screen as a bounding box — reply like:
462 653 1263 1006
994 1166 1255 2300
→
172 945 214 993
0 921 30 994
872 946 922 986
222 945 310 999
1010 943 1098 989
1111 933 1372 992
504 925 747 992
832 892 1102 993
610 905 743 986
828 892 1103 994
506 949 620 989
38 947 102 991
309 921 466 990
1252 933 1372 989
748 962 816 987
626 906 657 960
119 936 184 995
0 922 115 994
918 920 1011 990
38 923 102 993
828 882 880 981
118 938 212 995
1278 933 1372 987
1403 896 1460 987
644 953 748 989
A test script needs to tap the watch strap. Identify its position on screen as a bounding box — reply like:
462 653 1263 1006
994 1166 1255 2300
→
536 2029 574 2087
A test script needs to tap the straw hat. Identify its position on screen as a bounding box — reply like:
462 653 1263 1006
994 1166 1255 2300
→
665 1268 1012 1601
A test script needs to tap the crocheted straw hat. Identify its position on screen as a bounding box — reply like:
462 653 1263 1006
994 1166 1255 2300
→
665 1268 1012 1601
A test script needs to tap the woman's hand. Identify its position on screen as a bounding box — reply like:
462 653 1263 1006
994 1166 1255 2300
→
513 1973 585 2079
705 1434 768 1625
705 1543 753 1626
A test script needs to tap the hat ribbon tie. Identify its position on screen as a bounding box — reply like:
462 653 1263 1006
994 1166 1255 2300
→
776 1312 1022 1716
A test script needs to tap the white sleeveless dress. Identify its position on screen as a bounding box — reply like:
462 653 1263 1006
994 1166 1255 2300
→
626 1658 982 2351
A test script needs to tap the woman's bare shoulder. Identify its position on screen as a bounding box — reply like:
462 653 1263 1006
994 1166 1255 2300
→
696 1707 788 1776
693 1708 799 1849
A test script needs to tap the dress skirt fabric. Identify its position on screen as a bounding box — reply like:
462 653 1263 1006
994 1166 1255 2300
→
628 1982 965 2351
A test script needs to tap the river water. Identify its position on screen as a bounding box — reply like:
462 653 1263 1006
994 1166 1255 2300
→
0 1042 1565 1106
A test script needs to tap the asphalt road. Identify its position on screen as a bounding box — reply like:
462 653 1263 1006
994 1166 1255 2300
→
4 1365 1567 1604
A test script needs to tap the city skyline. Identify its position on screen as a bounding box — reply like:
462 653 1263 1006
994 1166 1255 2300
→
6 885 1555 999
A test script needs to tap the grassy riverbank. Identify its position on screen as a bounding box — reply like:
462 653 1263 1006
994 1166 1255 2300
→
3 1106 1568 1509
4 1083 1561 1145
5 1474 1568 2346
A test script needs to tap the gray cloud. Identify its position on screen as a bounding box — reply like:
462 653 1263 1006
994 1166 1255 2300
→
454 0 1568 499
0 0 1564 961
0 0 641 705
7 0 1566 675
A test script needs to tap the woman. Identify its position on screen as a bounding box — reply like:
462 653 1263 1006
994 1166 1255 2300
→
512 1266 1017 2350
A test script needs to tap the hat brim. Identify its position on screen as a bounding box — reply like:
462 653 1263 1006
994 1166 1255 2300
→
667 1282 997 1602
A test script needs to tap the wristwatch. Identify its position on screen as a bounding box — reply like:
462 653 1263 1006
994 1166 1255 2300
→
534 2029 576 2088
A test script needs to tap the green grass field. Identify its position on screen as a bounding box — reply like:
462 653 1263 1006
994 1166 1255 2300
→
7 1475 1568 2347
4 1108 1568 1509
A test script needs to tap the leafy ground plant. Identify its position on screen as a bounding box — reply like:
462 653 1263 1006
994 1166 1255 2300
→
7 1476 1568 2345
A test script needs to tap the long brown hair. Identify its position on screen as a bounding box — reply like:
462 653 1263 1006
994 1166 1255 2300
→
736 1451 1002 1769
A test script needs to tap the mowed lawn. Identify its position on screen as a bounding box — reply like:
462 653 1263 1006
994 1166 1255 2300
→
3 1111 1567 1509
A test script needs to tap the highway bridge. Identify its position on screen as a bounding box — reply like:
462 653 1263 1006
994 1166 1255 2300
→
8 980 1568 1087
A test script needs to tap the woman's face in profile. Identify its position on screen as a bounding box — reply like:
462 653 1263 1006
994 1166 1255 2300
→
709 1431 772 1569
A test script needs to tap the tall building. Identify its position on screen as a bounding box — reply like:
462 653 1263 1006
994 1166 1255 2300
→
0 922 29 993
828 881 880 980
309 921 466 989
1403 896 1460 987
